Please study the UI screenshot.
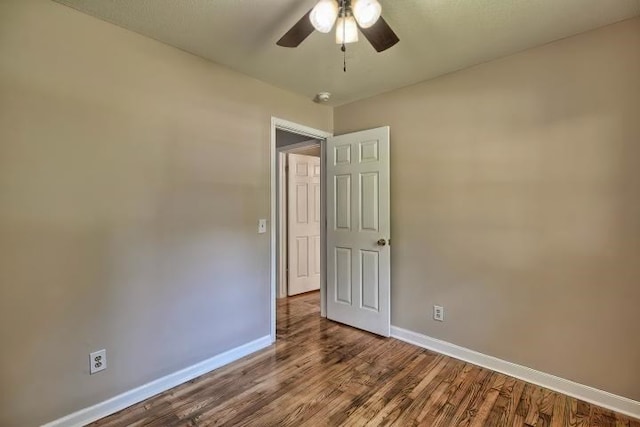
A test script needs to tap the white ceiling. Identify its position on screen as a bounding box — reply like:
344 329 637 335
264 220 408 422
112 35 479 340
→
54 0 640 106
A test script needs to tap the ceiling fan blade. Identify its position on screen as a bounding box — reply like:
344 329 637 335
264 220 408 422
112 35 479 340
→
360 16 399 52
277 10 314 48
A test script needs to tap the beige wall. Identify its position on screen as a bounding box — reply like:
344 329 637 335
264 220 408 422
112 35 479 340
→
336 17 640 402
1 0 638 424
0 1 331 425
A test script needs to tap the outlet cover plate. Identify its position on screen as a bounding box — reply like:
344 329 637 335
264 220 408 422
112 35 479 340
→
433 305 444 322
90 349 107 374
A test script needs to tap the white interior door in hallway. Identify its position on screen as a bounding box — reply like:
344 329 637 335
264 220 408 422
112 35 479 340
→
287 153 321 296
326 127 391 337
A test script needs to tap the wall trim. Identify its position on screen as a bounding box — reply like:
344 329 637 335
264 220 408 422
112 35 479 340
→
390 326 640 420
42 335 272 427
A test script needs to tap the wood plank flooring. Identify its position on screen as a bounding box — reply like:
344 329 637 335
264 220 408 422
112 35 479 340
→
91 292 639 426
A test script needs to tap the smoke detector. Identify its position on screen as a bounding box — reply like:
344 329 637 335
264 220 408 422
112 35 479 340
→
314 92 331 103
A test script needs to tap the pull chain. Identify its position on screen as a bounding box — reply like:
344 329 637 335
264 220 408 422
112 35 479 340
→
342 44 346 72
341 4 347 73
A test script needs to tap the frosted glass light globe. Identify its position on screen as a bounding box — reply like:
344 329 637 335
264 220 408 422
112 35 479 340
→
335 15 359 44
310 0 339 33
352 0 381 28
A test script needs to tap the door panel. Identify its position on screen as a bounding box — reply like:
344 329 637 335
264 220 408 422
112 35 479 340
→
335 247 352 304
311 235 321 275
296 237 308 277
326 127 390 337
296 183 308 223
360 172 379 231
335 175 351 229
360 250 379 311
288 153 321 296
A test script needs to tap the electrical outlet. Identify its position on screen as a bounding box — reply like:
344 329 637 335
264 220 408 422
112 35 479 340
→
433 305 444 322
90 349 107 375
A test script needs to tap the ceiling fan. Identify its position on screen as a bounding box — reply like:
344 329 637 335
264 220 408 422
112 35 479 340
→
276 0 399 53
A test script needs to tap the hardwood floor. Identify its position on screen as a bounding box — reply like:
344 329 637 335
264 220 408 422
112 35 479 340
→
92 292 639 426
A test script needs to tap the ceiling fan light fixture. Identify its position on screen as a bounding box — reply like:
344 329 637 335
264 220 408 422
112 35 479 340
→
351 0 382 28
335 15 359 44
309 0 339 33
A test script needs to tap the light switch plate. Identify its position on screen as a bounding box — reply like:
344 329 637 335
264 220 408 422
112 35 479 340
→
258 219 267 234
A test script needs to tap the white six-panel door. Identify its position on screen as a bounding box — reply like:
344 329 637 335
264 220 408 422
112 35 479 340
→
287 153 321 296
326 127 390 337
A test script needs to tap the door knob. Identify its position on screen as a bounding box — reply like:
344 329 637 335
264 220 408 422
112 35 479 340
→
377 238 387 246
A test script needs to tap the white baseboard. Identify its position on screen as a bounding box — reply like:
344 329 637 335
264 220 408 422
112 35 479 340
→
390 326 640 420
42 335 272 427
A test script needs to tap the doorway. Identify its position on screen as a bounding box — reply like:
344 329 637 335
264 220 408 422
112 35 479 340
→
270 119 392 342
278 141 321 297
270 118 332 342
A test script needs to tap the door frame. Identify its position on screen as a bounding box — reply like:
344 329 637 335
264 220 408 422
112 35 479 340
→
270 117 332 343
